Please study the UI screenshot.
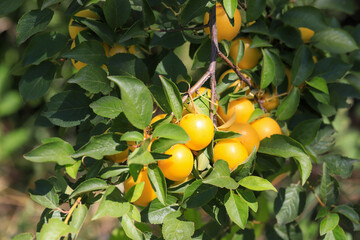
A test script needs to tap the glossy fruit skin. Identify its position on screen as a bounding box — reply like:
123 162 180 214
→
259 92 280 112
227 123 260 154
124 167 157 207
217 98 254 124
299 27 314 43
250 117 282 141
68 9 99 39
105 148 129 163
180 113 214 151
204 3 241 42
159 144 194 181
230 37 262 69
213 139 248 170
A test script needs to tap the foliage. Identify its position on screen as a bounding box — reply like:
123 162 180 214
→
6 0 360 239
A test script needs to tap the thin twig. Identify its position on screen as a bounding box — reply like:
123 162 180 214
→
182 71 211 103
306 181 325 207
64 197 82 224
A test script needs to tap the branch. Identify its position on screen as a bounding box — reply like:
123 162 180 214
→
209 6 218 124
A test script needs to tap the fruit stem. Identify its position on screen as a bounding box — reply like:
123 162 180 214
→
64 196 82 224
306 181 325 207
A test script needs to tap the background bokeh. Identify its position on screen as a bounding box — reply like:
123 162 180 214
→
0 0 360 239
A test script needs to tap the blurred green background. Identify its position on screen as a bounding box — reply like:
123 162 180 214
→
0 0 360 239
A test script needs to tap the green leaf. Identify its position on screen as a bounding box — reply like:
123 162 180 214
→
324 225 347 240
153 123 189 141
38 218 76 240
150 31 185 49
246 0 266 22
203 160 239 189
238 189 258 212
100 166 129 179
65 160 81 180
250 35 272 48
73 133 127 160
260 49 276 89
69 204 88 234
258 135 312 185
109 76 153 130
224 191 248 229
242 18 269 35
223 0 237 19
238 176 277 192
310 126 336 155
12 232 34 240
214 130 241 141
70 178 107 198
290 119 322 145
333 205 360 224
162 211 195 240
272 25 302 49
29 179 59 209
291 45 315 86
320 213 339 236
107 54 149 82
0 0 25 16
125 182 145 203
274 184 305 225
316 207 329 220
248 108 265 123
90 96 122 119
141 196 179 224
62 40 107 66
281 6 327 31
41 0 62 10
182 180 218 208
121 131 144 142
117 21 147 44
121 212 144 240
17 8 54 45
312 58 352 83
42 90 91 127
128 143 156 166
19 61 56 101
315 0 354 14
306 77 329 93
153 52 187 85
234 39 245 64
276 87 300 120
142 0 155 25
312 28 358 54
68 65 111 94
322 154 356 179
149 85 173 114
231 148 257 181
159 75 183 120
103 0 130 29
92 187 131 220
320 163 339 206
76 18 114 45
180 0 209 25
147 164 167 205
150 138 181 153
23 32 67 66
24 139 75 165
